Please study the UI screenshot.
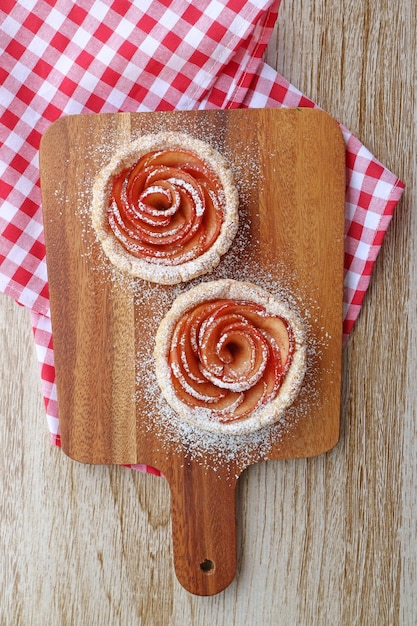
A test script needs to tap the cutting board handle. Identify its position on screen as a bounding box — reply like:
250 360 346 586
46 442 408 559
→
166 460 239 596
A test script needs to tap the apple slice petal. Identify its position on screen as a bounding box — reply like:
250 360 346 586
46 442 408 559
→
167 296 296 424
107 147 226 263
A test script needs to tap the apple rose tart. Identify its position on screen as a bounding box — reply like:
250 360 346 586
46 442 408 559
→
91 132 239 284
154 280 307 435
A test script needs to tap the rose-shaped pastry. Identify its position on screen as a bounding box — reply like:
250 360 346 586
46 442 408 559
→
92 132 238 284
154 280 307 435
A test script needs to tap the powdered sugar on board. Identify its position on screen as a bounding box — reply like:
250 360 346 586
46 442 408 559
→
70 112 338 475
130 263 330 476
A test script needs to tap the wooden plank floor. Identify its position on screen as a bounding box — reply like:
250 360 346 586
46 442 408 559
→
1 1 415 623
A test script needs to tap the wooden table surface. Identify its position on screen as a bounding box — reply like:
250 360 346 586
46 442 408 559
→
1 1 415 624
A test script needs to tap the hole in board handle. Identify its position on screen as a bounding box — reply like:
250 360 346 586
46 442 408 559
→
200 558 215 574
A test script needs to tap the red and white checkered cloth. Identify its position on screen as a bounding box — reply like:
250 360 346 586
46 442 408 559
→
0 0 404 472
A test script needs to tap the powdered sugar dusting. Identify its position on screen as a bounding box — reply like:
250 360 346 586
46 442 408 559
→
130 264 329 474
90 131 239 284
70 113 337 475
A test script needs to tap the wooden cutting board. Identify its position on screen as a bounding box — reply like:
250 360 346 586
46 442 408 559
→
40 108 345 596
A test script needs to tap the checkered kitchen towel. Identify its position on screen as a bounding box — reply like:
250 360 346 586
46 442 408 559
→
0 0 404 472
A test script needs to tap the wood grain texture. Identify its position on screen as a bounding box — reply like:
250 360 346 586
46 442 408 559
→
39 108 344 467
39 108 344 594
1 0 416 622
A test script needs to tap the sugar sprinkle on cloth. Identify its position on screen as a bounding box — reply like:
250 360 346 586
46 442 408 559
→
0 0 404 471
